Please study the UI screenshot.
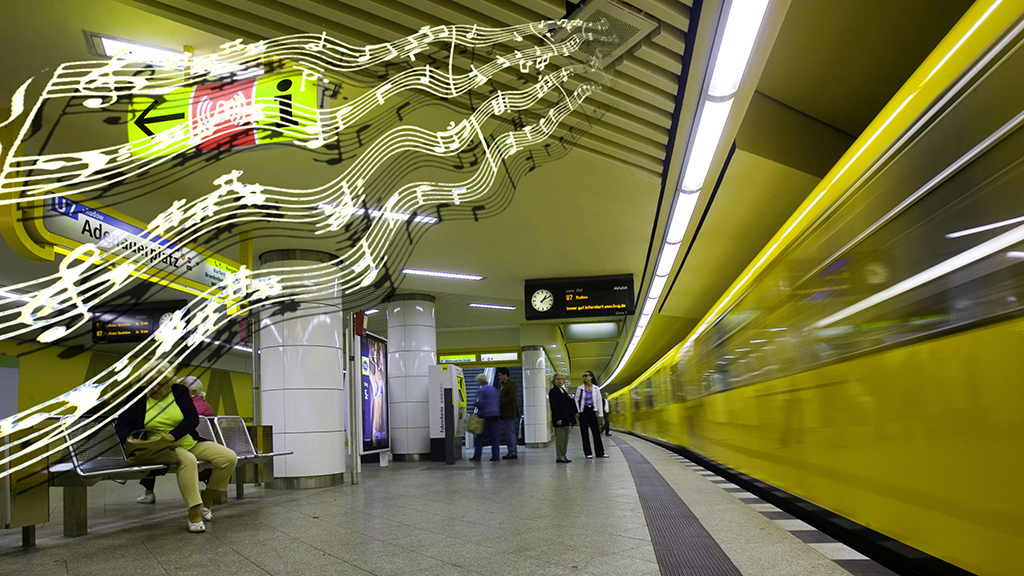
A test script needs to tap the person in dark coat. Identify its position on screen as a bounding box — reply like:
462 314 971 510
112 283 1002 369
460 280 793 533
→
548 373 576 463
497 367 519 459
115 367 237 533
471 372 501 462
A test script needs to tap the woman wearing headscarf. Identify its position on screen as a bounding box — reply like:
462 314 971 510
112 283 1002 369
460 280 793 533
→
548 373 576 463
573 371 607 459
116 368 237 532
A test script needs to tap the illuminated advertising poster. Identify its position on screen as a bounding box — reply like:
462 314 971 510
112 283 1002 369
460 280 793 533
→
361 334 389 453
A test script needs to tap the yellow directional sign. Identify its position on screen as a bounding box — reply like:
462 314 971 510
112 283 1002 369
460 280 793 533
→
127 68 319 158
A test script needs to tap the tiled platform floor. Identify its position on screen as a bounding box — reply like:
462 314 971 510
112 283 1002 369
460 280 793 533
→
0 432 881 576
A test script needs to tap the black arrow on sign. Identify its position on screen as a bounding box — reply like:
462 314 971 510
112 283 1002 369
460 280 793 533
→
133 95 185 137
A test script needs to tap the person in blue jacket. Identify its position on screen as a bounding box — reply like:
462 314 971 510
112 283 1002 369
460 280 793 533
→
471 372 501 462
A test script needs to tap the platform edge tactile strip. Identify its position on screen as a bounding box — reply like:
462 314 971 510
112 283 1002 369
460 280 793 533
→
612 437 743 576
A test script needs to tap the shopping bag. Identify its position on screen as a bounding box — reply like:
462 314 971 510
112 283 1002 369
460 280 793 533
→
466 413 484 435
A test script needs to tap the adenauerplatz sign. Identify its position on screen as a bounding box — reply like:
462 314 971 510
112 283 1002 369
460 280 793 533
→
44 195 238 291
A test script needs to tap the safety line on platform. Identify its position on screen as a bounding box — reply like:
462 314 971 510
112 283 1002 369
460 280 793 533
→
611 436 743 576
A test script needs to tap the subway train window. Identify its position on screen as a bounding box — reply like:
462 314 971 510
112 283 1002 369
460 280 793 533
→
679 27 1024 397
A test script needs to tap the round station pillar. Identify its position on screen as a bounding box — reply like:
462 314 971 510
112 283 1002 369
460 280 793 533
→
386 294 436 460
522 346 552 447
258 250 346 488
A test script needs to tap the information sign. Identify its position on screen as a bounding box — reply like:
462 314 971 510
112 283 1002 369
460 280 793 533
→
524 274 635 321
92 303 184 344
127 67 319 158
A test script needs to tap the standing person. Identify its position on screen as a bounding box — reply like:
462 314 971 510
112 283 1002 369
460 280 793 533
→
470 373 501 462
574 371 607 459
116 367 238 532
497 367 519 460
601 393 611 437
548 373 576 463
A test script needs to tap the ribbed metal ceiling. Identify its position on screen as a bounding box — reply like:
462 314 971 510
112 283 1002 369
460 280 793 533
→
122 0 693 178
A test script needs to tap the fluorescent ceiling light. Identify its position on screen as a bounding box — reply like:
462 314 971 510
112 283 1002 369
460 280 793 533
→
203 337 251 353
946 214 1024 239
814 221 1024 328
655 242 682 277
403 269 484 280
649 274 668 300
679 99 734 192
750 339 766 343
96 35 179 63
708 0 771 97
556 354 562 357
565 322 619 340
549 344 557 348
1 290 32 302
1009 251 1024 258
469 303 516 310
641 297 658 316
365 309 379 314
665 192 701 244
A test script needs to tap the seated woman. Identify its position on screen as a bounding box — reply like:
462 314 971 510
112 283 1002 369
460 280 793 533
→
115 369 237 533
135 376 214 504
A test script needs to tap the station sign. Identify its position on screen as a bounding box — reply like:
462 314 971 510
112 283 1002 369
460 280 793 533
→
524 274 635 321
44 196 239 290
127 67 319 158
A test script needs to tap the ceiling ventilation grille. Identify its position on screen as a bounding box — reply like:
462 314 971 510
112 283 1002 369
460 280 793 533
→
561 0 659 69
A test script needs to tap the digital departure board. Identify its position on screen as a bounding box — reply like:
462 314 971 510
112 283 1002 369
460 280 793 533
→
92 302 185 344
524 274 635 321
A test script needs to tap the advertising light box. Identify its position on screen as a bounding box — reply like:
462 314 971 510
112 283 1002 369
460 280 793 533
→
360 333 389 454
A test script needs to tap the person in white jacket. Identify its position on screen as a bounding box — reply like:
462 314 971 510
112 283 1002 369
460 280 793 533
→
574 371 607 458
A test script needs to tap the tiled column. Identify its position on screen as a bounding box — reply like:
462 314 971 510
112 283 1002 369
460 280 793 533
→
522 346 552 447
259 250 345 488
387 294 436 460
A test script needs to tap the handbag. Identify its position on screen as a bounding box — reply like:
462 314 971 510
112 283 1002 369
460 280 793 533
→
466 413 484 435
124 429 181 467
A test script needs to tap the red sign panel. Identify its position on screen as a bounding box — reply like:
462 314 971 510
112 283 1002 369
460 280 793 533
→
190 78 260 151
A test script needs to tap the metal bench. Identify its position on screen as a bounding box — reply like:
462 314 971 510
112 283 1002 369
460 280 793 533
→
49 420 166 537
49 416 226 537
212 416 291 499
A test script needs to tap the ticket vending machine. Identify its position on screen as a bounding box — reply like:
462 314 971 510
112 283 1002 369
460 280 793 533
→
428 364 467 463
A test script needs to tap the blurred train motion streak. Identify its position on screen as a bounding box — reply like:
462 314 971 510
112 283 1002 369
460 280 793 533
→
609 2 1024 575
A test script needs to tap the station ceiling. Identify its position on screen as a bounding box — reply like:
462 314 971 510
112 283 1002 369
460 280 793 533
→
0 0 973 389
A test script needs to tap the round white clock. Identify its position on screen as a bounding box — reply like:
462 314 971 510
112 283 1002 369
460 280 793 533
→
158 312 175 326
531 289 554 312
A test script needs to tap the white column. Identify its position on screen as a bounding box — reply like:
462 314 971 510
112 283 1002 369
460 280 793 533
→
387 294 436 459
522 346 551 447
259 250 345 488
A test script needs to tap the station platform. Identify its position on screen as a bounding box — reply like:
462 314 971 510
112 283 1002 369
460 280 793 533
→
0 433 897 576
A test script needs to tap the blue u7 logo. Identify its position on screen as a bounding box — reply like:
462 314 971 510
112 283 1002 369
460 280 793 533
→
52 197 83 218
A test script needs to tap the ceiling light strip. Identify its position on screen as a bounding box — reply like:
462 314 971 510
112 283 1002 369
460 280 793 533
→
469 303 517 310
605 0 771 386
402 269 484 280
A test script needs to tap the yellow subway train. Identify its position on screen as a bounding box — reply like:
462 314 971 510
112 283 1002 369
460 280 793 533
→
609 3 1024 575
